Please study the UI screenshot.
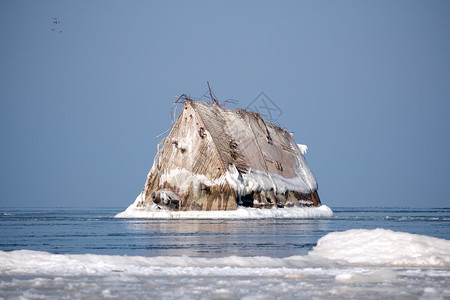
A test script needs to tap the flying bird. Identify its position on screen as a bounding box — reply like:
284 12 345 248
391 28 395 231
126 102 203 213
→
51 17 62 33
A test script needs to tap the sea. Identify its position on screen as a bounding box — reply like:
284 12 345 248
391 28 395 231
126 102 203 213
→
1 206 449 299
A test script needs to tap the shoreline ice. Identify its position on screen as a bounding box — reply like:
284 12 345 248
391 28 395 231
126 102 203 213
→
2 229 449 274
114 203 334 219
1 228 449 299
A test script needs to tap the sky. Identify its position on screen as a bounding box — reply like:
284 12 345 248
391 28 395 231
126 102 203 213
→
1 1 449 208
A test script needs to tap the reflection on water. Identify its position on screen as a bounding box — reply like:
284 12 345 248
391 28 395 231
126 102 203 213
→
124 219 333 257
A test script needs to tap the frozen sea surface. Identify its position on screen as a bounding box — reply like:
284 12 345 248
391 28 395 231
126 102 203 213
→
1 207 449 299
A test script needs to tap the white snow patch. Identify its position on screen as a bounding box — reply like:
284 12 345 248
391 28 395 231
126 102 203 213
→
309 228 450 267
226 167 315 196
297 144 308 155
335 269 397 283
159 168 227 194
158 166 316 199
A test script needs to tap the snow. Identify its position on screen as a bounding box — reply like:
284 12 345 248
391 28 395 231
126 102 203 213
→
131 162 321 215
297 144 308 155
292 142 317 192
1 229 449 299
116 195 333 219
309 228 450 267
159 167 227 194
143 164 317 210
159 166 316 197
225 166 316 196
2 229 449 273
334 269 398 284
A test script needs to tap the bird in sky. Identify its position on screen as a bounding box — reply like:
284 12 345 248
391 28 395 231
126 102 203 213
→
51 17 62 33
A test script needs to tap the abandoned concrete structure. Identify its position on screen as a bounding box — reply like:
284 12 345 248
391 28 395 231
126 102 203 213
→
136 95 321 211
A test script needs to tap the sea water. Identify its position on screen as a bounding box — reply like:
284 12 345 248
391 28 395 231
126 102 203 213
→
1 207 449 299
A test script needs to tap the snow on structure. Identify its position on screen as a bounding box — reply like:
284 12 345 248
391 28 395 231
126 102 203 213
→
132 94 321 211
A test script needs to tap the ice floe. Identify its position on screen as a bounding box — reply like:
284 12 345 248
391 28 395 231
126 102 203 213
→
309 228 450 267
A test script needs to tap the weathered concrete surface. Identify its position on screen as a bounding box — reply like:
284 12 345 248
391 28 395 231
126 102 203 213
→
140 99 321 211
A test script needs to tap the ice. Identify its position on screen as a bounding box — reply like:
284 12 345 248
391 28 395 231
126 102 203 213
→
121 171 327 219
1 229 450 298
2 228 448 275
226 167 316 196
156 165 317 198
159 168 226 194
115 198 333 219
309 228 450 267
297 144 308 155
335 269 397 283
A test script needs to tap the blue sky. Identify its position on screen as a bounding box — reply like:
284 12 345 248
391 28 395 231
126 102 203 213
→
1 1 449 208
